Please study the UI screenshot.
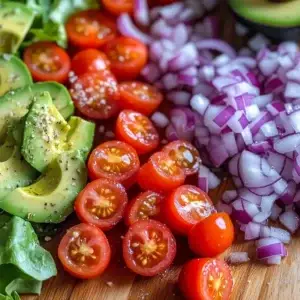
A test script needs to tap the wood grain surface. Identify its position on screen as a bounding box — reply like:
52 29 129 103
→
22 2 300 300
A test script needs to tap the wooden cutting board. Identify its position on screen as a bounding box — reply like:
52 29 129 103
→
23 3 300 300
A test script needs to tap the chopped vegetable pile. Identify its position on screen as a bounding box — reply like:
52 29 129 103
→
1 0 300 299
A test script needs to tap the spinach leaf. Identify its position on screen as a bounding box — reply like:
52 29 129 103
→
0 216 57 281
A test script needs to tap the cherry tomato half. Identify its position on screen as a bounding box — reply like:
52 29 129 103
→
163 140 201 176
188 213 235 257
124 191 165 226
71 49 110 76
70 70 120 120
137 152 186 193
163 185 215 235
104 37 148 80
178 258 233 300
115 110 160 155
58 223 111 279
119 82 163 116
123 219 176 276
75 179 128 231
66 10 116 49
23 42 71 83
102 0 133 16
88 140 140 188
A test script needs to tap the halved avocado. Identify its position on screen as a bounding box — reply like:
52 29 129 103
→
0 133 38 200
0 55 32 97
0 151 87 223
0 2 35 53
22 92 70 172
229 0 300 41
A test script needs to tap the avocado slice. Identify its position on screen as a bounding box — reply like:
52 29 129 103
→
0 134 38 200
0 82 74 141
32 82 74 119
22 92 71 173
229 0 300 41
0 151 87 223
0 2 35 53
66 116 95 160
0 54 32 97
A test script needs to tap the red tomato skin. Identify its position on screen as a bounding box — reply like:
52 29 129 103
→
58 223 111 279
104 37 148 81
163 185 214 236
119 82 163 116
122 220 177 276
178 258 233 300
188 213 235 257
71 49 110 75
23 42 71 83
102 0 134 16
115 110 160 155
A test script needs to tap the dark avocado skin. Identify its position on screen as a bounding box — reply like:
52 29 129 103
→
231 8 300 41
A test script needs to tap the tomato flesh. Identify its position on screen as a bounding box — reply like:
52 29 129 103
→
137 152 185 193
124 191 165 226
66 10 116 49
23 42 71 83
88 140 140 188
119 82 163 116
71 49 110 75
164 185 215 235
58 223 111 279
116 110 160 154
188 213 235 257
179 258 233 300
102 0 133 16
70 70 120 120
123 220 176 276
104 37 148 80
75 179 128 231
163 140 201 176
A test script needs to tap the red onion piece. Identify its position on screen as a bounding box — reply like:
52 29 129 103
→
256 242 286 260
134 0 150 26
196 39 237 58
227 252 250 264
279 211 300 233
117 13 152 44
151 112 169 128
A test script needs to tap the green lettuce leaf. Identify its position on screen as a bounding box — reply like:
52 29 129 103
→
0 216 56 299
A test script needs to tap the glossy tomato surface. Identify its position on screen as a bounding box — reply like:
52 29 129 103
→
163 140 201 176
70 70 120 120
23 42 71 83
119 82 163 116
164 185 215 235
137 152 185 193
188 213 235 257
102 0 133 15
115 110 160 154
71 49 110 75
104 37 148 80
179 258 233 300
75 179 128 231
123 219 176 276
88 140 140 188
124 191 165 226
58 223 111 279
66 10 116 49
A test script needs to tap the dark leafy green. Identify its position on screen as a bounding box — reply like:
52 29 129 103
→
0 215 57 300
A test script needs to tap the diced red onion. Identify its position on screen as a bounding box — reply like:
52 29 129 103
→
216 201 233 215
134 0 150 26
197 39 237 58
279 210 300 233
248 34 270 52
227 252 250 264
151 112 169 128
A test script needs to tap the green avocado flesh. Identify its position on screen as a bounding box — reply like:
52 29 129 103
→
0 151 87 223
0 55 32 97
22 95 95 172
0 134 37 200
229 0 300 27
0 82 74 141
22 92 71 173
0 2 35 53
